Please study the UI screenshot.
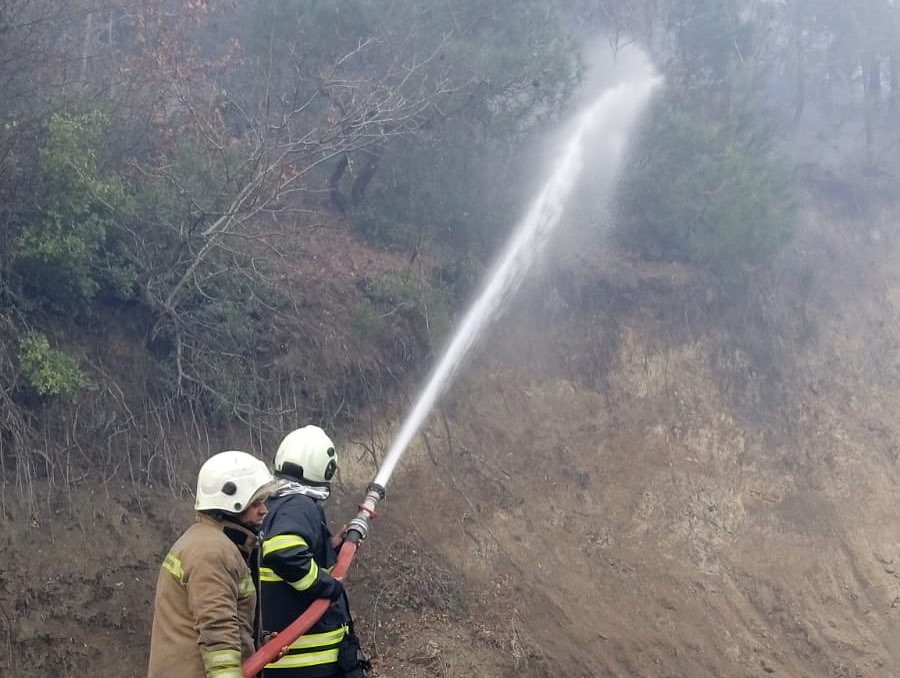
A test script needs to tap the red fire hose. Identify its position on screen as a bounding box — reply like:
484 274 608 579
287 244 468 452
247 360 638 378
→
242 483 384 678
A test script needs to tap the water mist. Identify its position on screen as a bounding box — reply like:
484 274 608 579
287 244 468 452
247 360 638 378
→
243 49 661 676
373 52 662 489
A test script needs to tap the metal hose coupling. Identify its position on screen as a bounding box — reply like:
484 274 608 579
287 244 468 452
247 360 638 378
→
346 482 385 542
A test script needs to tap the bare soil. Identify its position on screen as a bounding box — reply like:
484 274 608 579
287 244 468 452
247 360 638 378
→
1 196 900 677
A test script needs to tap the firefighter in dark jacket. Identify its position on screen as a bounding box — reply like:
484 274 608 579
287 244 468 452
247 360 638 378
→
260 425 367 678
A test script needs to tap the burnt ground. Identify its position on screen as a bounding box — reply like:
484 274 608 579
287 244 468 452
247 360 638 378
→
1 194 900 677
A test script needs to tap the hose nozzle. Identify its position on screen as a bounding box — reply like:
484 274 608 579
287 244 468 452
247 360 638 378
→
346 483 385 543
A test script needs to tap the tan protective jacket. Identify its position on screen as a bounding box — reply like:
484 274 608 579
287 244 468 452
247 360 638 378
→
147 513 259 678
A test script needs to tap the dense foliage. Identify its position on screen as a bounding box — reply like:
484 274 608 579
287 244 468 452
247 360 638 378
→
1 0 899 489
614 0 797 274
0 0 581 479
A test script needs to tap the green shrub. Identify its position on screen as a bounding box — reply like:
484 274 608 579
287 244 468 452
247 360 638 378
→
362 270 454 345
18 331 87 400
365 270 420 308
14 111 129 309
353 207 419 251
615 98 795 277
433 253 484 304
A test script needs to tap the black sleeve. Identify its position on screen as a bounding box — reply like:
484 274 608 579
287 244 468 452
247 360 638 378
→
261 498 341 601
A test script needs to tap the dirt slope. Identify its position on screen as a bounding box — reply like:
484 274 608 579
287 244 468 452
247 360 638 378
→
1 196 899 678
340 198 900 677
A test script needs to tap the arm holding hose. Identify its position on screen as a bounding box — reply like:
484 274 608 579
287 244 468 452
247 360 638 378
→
243 484 384 678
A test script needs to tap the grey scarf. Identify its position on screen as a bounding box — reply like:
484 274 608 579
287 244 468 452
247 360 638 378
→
273 480 330 502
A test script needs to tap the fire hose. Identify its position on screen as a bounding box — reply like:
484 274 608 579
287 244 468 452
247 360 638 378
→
241 483 385 677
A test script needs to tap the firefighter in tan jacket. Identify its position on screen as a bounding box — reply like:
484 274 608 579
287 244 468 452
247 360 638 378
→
148 450 279 678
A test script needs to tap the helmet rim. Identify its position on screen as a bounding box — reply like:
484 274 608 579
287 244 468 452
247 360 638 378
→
195 450 276 514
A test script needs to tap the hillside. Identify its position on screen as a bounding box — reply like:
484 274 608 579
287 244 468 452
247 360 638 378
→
1 182 899 678
5 1 900 675
343 190 900 678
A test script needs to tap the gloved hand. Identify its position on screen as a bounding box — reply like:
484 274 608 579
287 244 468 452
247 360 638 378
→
327 578 345 602
260 631 287 660
330 525 348 549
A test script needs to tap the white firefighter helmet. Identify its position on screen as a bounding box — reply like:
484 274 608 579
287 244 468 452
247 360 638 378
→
274 425 337 486
195 450 276 514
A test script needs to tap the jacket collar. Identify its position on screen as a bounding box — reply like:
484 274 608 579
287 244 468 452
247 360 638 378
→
196 512 258 554
273 479 330 502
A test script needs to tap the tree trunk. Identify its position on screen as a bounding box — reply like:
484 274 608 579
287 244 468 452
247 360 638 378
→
350 146 382 206
867 58 882 108
793 24 805 122
329 154 349 212
862 57 875 153
890 53 898 113
81 0 95 84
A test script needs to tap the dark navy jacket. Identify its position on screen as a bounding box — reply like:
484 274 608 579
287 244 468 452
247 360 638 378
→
260 492 350 677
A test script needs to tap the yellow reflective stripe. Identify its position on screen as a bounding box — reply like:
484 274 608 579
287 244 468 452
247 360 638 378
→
206 670 241 678
206 667 241 678
259 567 281 582
238 575 254 598
286 625 347 651
259 563 319 592
290 559 319 591
262 534 308 557
265 648 340 669
162 553 184 583
201 648 241 677
163 555 252 597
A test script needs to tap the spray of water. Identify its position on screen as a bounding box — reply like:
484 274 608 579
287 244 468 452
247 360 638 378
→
372 62 662 489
